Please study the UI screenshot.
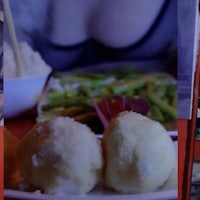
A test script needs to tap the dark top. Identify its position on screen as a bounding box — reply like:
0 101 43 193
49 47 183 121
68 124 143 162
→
33 0 177 73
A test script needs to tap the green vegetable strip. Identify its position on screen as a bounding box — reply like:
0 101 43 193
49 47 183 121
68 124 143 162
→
47 90 77 100
150 105 164 122
111 79 147 94
147 93 177 119
42 97 91 111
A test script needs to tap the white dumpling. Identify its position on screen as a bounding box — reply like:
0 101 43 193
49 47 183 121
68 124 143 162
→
18 117 103 195
103 111 176 193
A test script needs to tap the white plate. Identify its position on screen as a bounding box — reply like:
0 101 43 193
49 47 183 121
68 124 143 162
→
4 189 177 200
4 131 177 200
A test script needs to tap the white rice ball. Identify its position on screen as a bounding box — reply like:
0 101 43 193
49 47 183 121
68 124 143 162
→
18 117 103 195
103 111 176 193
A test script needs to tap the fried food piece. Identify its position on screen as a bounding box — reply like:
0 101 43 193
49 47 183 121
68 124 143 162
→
103 111 176 193
4 127 21 189
17 117 103 195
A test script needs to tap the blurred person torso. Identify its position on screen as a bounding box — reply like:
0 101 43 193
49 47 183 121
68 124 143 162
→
5 0 177 72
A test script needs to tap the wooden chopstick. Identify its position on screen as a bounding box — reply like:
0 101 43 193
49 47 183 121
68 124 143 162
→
3 0 23 76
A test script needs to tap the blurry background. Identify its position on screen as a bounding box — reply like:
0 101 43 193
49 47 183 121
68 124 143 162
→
4 0 177 75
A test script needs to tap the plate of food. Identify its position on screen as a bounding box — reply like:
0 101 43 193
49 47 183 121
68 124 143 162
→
4 123 177 200
4 64 177 200
4 119 177 200
4 113 177 200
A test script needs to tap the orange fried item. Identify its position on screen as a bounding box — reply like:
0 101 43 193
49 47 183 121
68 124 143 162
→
4 127 21 189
